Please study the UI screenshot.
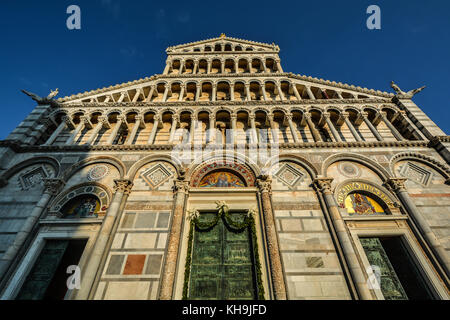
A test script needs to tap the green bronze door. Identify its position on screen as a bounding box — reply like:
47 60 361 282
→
188 212 257 300
360 237 408 300
16 240 69 300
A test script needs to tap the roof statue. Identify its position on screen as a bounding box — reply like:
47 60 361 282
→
390 81 426 99
21 88 60 107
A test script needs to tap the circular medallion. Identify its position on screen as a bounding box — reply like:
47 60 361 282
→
88 165 109 181
338 162 361 178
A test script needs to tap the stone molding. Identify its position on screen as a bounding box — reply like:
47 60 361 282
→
113 179 133 194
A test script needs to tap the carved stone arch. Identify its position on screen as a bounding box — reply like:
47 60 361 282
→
47 182 112 218
390 152 450 180
185 80 200 86
176 107 194 117
69 109 86 117
88 109 105 118
106 108 123 117
263 79 277 85
212 106 234 114
232 79 246 86
125 108 141 116
270 107 288 115
155 80 169 86
169 80 183 87
61 156 126 182
264 154 318 179
361 105 378 113
305 106 325 115
249 79 263 86
249 106 268 114
126 153 183 181
199 79 214 86
333 178 400 214
324 106 343 113
288 107 306 114
342 106 359 113
187 153 260 187
0 156 60 183
194 107 211 117
216 79 232 85
141 107 158 116
157 108 176 118
48 109 70 121
321 153 391 181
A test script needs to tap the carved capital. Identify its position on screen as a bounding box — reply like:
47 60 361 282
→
173 179 189 194
313 177 334 194
43 178 66 196
285 114 293 121
256 176 272 194
113 179 134 195
386 178 407 192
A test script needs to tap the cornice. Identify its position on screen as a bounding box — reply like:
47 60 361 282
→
58 72 393 104
167 35 278 51
167 51 280 56
0 140 430 153
61 98 392 109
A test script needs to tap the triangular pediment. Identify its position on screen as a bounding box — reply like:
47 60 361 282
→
167 34 279 53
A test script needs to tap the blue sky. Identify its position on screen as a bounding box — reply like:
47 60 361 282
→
0 0 449 139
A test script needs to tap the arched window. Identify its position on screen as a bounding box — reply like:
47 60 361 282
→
61 195 101 218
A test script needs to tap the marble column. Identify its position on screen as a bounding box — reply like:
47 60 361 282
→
267 114 278 144
106 116 125 145
145 86 156 102
314 178 372 300
159 179 189 300
304 113 322 142
212 84 217 102
43 119 67 146
276 83 286 101
245 84 252 101
195 85 201 101
178 85 185 102
86 116 106 145
193 60 199 74
292 84 302 101
379 112 404 141
399 111 427 140
162 86 169 102
360 112 383 141
286 114 299 143
163 61 172 75
323 113 342 142
208 114 216 144
125 115 143 145
387 178 450 274
306 87 316 100
179 60 185 74
262 60 268 73
261 85 268 101
189 114 196 144
249 114 258 144
76 179 133 299
342 113 362 142
66 116 88 145
220 60 225 74
0 178 65 281
230 113 237 145
148 116 160 144
168 115 179 144
256 177 287 300
207 60 212 74
235 60 239 74
230 83 235 101
275 60 283 73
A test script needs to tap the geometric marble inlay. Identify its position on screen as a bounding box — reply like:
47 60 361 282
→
87 164 109 181
140 164 172 189
399 162 433 186
275 163 304 188
337 162 361 178
18 166 49 190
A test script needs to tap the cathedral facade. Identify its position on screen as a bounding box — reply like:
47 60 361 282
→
0 35 449 300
